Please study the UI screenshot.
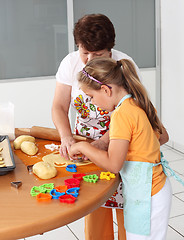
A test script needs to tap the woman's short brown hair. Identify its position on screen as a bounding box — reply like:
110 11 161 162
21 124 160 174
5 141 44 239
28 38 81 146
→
73 14 115 52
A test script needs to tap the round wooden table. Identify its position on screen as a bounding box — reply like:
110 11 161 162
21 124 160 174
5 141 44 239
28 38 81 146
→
0 148 120 240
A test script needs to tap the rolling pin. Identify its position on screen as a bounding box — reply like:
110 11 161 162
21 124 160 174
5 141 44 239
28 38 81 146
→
15 126 87 141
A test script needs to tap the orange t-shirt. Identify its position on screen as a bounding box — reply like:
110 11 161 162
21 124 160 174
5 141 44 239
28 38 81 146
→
109 98 166 196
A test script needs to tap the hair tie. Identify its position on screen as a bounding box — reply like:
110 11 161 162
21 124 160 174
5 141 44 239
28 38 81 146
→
117 60 122 68
82 68 112 89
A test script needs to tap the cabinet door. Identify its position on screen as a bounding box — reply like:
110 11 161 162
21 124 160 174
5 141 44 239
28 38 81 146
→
73 0 156 68
0 0 68 80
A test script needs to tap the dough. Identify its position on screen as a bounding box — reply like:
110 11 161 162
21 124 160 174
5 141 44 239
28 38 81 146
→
20 141 38 156
42 152 92 167
14 135 35 149
33 161 57 179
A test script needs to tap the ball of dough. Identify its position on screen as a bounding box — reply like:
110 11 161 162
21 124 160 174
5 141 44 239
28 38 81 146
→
20 141 38 156
33 161 57 179
14 135 35 149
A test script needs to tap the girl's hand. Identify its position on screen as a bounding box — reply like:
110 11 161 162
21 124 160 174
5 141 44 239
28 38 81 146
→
60 136 76 159
69 142 86 160
69 142 83 160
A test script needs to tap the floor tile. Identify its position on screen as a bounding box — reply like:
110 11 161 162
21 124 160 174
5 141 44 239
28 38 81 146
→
112 209 119 233
114 232 118 240
161 149 184 162
175 192 184 202
67 217 85 240
113 209 117 224
166 226 184 240
169 159 184 175
169 175 184 194
113 222 118 233
169 215 184 237
25 225 77 240
160 144 172 151
169 195 184 218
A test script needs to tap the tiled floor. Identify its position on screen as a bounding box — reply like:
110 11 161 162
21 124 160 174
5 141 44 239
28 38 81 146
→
23 144 184 240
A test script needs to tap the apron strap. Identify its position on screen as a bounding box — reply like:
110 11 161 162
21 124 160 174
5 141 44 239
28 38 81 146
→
153 153 184 187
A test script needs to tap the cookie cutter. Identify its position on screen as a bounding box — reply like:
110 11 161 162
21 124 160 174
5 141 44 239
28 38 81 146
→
36 193 52 202
73 173 86 181
27 165 34 173
59 194 76 204
64 178 80 188
83 174 99 183
71 154 84 163
66 164 77 173
11 181 22 189
40 183 54 193
50 189 65 199
66 187 80 197
30 186 47 196
54 185 68 193
100 172 116 180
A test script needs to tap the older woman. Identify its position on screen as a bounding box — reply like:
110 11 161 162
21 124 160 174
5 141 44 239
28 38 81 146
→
52 14 141 240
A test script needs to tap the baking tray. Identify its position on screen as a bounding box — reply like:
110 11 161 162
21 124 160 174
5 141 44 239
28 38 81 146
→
0 135 16 175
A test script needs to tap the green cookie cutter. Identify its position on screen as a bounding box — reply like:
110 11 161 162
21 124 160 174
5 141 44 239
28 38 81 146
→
83 174 99 183
40 183 54 193
30 183 54 196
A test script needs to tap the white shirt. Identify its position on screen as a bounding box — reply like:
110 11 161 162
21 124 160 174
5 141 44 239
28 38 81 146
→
56 49 141 140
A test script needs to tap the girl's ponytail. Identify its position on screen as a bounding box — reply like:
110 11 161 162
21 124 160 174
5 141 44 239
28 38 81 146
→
120 59 163 134
78 57 163 134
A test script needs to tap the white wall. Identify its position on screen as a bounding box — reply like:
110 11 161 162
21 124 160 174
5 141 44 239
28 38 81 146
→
0 68 156 134
161 0 184 152
141 68 156 107
0 77 56 129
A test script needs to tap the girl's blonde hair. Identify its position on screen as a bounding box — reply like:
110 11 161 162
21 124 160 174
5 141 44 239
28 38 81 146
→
78 57 162 134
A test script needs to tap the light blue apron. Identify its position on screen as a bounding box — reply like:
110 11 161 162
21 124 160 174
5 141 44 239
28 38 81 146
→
120 157 184 236
120 161 155 235
116 95 184 236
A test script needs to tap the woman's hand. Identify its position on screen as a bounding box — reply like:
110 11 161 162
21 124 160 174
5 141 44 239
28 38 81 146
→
60 136 76 159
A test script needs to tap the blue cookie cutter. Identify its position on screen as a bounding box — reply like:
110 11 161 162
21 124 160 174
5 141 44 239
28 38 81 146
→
66 187 80 197
50 189 65 199
66 164 77 173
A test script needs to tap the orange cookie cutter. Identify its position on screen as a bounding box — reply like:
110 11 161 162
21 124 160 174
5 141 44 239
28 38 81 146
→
54 185 68 193
36 193 52 202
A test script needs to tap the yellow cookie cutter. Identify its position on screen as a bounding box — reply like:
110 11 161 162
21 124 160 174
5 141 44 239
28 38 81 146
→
100 171 116 180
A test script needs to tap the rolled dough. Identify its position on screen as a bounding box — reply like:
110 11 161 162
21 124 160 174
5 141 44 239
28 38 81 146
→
42 151 92 167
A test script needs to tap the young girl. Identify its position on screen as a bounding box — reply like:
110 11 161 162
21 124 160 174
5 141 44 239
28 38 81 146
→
69 57 172 240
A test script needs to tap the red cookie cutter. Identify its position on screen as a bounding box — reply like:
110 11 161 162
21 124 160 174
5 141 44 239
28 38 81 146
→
73 173 86 181
59 194 76 204
64 178 80 188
